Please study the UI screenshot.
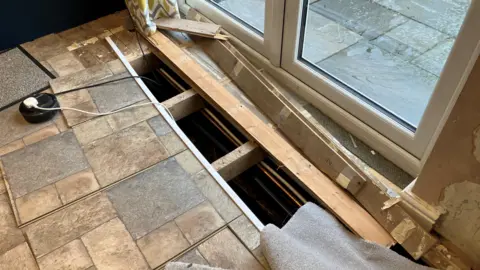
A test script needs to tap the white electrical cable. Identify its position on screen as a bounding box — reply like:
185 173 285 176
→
33 101 175 120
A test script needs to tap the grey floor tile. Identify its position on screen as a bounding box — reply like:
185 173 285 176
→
148 115 173 136
88 74 146 113
107 158 205 239
317 41 438 126
216 0 265 32
0 103 51 147
311 0 407 40
175 249 209 266
84 122 169 186
229 215 260 250
2 131 89 198
411 38 455 76
373 0 469 36
302 12 362 63
0 48 50 109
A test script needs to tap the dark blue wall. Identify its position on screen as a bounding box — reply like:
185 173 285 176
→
1 0 125 50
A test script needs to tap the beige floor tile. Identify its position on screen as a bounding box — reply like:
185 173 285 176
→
24 193 116 257
198 229 263 270
47 52 85 77
63 100 99 127
40 60 58 77
37 239 93 270
57 89 92 107
82 218 149 270
55 169 100 204
105 101 158 131
54 114 70 132
71 46 102 68
193 170 241 222
0 139 24 156
23 125 60 145
0 194 25 254
0 243 39 270
174 150 204 176
252 247 270 269
107 59 127 75
50 64 112 94
16 185 62 223
84 122 169 186
21 33 69 62
160 132 187 156
175 201 225 244
229 215 260 250
137 221 190 268
175 249 209 266
73 117 113 145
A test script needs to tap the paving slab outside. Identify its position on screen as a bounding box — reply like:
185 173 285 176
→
214 0 470 126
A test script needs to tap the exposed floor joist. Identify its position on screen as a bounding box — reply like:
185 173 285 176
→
162 89 205 120
212 142 264 181
143 30 395 247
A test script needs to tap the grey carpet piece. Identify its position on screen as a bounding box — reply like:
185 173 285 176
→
165 262 226 270
261 202 432 270
0 48 51 109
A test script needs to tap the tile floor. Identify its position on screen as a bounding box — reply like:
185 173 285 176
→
215 0 470 126
0 11 266 270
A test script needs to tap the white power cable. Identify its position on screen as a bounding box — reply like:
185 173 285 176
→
32 101 175 121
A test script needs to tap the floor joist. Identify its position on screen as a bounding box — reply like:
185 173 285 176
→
162 89 205 120
212 141 264 181
143 30 394 247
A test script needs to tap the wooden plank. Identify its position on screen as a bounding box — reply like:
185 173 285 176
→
143 30 395 247
162 90 205 120
199 39 365 195
155 18 226 40
212 142 264 181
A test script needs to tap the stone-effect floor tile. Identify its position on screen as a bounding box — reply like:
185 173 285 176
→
0 194 25 255
53 114 69 132
46 52 85 77
57 89 92 107
73 117 113 145
302 12 361 63
0 243 39 270
55 169 100 204
148 115 172 136
318 41 438 126
105 101 158 131
62 99 99 127
0 104 50 147
71 46 102 69
193 170 241 222
175 249 209 266
21 33 69 62
137 221 190 268
411 38 454 76
0 139 25 156
198 229 263 270
88 74 146 113
24 193 117 257
37 239 93 270
311 0 407 40
175 201 225 244
160 132 187 156
107 59 127 75
252 247 270 270
229 215 260 250
81 218 149 270
50 64 113 94
22 124 60 145
174 150 203 176
16 185 62 223
107 157 205 239
84 122 168 186
384 20 448 53
2 131 89 198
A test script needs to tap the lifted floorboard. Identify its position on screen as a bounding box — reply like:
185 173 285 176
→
144 30 394 247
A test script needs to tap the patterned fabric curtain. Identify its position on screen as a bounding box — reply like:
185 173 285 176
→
125 0 180 36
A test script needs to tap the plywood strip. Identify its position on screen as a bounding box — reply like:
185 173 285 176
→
143 30 394 247
212 142 264 181
155 18 226 40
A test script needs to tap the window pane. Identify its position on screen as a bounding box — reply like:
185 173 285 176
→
207 0 265 34
299 0 470 128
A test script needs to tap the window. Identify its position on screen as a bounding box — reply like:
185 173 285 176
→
181 0 480 172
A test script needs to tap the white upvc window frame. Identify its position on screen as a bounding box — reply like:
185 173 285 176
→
177 0 480 175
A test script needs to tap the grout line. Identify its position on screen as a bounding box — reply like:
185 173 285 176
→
106 36 265 231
